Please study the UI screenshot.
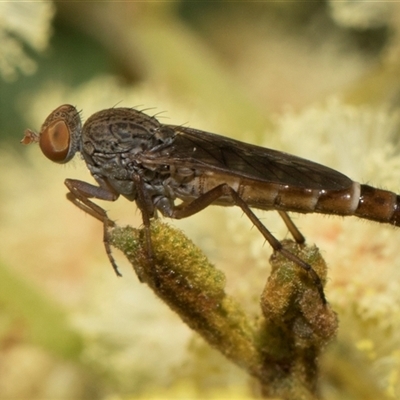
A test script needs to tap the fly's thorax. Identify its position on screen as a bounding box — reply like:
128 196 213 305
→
84 149 175 203
81 108 165 157
85 156 137 200
159 165 199 201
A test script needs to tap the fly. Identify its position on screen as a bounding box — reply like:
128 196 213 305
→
21 105 400 304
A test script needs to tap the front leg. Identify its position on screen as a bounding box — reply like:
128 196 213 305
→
64 178 121 276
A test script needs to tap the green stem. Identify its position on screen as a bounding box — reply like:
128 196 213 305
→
110 221 337 399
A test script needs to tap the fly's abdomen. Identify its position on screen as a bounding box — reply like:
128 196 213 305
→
354 184 400 226
243 180 400 226
241 180 361 215
314 183 400 226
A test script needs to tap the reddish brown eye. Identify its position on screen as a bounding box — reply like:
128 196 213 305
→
39 120 71 163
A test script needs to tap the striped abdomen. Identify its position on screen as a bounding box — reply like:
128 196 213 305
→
238 180 400 227
187 173 400 227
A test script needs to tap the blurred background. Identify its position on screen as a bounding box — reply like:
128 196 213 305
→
2 1 400 399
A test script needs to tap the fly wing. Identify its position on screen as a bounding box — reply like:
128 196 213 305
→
149 125 353 191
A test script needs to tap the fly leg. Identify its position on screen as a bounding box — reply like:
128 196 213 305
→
277 211 306 244
131 174 158 286
64 178 122 276
167 184 326 304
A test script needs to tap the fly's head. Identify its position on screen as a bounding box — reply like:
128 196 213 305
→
21 104 82 164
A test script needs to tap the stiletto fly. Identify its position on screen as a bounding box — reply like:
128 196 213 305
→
21 105 400 304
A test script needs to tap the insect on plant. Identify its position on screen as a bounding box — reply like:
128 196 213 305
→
21 105 400 304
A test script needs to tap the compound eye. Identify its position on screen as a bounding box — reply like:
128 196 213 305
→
39 120 71 163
